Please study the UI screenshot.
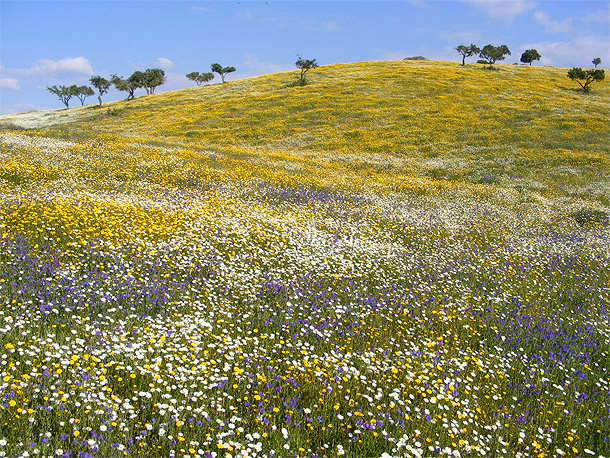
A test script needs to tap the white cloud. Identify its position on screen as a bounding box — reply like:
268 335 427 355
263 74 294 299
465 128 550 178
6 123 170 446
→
156 58 175 70
464 0 535 23
534 10 575 34
520 35 610 68
7 57 93 78
0 78 20 91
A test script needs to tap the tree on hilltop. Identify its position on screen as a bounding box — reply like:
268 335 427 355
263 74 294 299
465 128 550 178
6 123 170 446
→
295 55 318 85
72 85 95 106
211 63 236 83
186 71 215 86
89 75 111 108
142 68 166 95
478 44 511 69
47 85 73 109
567 68 605 93
592 57 602 69
520 49 541 66
456 44 480 66
111 74 142 100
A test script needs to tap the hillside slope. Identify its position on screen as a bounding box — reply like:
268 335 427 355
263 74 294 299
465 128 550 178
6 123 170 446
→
0 61 609 457
3 60 609 202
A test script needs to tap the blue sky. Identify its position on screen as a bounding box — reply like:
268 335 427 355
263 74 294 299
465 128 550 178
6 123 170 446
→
1 0 609 114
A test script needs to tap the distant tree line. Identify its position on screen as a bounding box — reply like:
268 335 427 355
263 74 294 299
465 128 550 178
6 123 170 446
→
455 44 513 69
186 63 236 86
47 68 168 109
455 43 604 93
455 43 541 67
46 85 95 109
46 49 605 109
46 61 246 108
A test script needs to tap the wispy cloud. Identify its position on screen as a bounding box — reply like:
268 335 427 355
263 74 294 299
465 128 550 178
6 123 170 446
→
580 9 610 25
520 35 610 67
464 0 535 23
0 78 20 91
6 57 93 79
534 10 575 34
156 58 175 70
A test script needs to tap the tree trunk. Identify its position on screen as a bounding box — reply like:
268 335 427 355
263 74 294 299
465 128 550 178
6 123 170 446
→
98 94 102 108
462 56 465 66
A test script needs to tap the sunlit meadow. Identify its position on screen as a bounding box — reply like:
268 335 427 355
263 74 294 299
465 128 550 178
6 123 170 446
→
0 60 609 458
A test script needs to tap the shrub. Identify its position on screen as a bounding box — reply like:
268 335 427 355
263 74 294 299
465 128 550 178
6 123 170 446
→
572 208 609 227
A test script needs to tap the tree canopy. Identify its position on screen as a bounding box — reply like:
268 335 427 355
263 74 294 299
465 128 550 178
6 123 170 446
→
46 85 73 109
72 85 94 106
211 63 236 83
89 75 111 108
520 49 541 66
295 55 318 85
142 68 166 94
186 72 215 86
567 68 605 93
111 74 142 100
456 44 480 66
478 44 511 69
592 58 602 69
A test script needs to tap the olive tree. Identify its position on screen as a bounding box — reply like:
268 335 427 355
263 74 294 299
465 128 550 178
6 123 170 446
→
72 85 94 106
111 74 142 100
295 55 318 85
142 68 166 94
46 85 73 108
478 44 511 69
211 63 235 83
89 75 111 108
186 71 215 86
520 49 541 66
456 44 480 66
567 68 605 93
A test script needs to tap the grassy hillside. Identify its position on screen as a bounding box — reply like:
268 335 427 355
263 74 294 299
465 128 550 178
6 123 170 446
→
0 61 609 457
6 60 610 202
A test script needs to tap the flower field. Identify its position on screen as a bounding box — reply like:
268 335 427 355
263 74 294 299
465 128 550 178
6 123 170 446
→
0 60 609 458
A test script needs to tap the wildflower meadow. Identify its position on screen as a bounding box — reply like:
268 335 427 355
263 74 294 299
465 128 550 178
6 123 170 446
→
0 60 609 458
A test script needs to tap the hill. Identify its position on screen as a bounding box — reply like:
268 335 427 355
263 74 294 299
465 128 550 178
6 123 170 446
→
0 60 609 457
3 60 609 204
